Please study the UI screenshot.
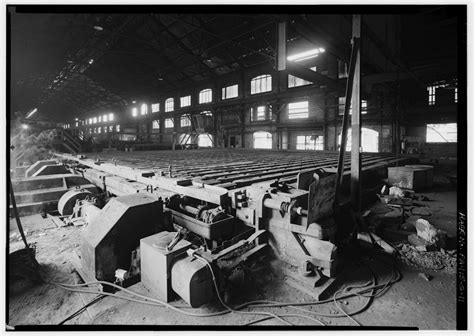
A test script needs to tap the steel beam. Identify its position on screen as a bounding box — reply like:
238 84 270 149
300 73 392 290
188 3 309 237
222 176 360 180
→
53 153 229 206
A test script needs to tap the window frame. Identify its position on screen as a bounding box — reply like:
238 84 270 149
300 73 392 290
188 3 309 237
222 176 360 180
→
165 118 174 128
165 98 174 112
180 114 192 128
199 89 213 104
250 74 272 95
180 95 191 108
288 101 309 119
151 103 160 113
222 84 239 100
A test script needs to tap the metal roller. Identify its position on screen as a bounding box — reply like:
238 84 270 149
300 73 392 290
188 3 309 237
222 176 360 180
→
58 188 96 216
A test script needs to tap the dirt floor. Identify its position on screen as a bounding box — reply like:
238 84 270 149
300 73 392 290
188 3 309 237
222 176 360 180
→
7 187 458 329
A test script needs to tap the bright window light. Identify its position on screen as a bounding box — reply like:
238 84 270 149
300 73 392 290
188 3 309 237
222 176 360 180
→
152 103 160 113
181 114 191 127
253 131 272 149
180 95 191 107
93 117 97 124
288 101 309 119
199 89 213 104
103 114 108 122
141 104 148 115
287 48 325 62
165 118 174 128
132 107 138 117
109 113 114 121
426 123 457 143
165 98 174 112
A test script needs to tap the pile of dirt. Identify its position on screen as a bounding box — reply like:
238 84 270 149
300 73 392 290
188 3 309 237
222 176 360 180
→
396 243 457 274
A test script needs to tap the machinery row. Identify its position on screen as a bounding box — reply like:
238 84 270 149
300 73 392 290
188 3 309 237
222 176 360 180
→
16 152 406 308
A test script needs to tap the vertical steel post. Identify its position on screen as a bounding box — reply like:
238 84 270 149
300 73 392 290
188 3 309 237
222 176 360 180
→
334 38 360 206
351 15 362 214
277 21 287 71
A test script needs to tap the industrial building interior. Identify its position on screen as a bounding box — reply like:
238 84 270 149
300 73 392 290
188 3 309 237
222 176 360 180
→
8 5 465 330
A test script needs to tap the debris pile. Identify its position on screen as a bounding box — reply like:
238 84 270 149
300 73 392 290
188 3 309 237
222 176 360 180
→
396 243 457 274
364 184 456 274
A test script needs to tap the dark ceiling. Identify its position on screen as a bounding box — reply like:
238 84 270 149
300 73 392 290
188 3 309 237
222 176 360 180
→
9 6 463 122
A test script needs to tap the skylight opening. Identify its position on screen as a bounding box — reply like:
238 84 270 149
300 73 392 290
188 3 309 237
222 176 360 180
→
287 48 325 62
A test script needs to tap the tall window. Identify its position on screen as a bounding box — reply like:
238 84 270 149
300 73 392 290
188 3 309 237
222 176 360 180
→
109 113 114 121
88 118 92 124
165 118 174 128
98 116 102 123
151 103 160 113
116 124 121 132
222 84 238 99
253 131 272 149
109 125 113 132
103 114 108 122
180 95 191 107
152 120 160 129
165 98 174 112
250 106 271 122
181 114 191 127
426 123 457 143
199 89 213 104
93 117 97 124
454 78 458 103
288 67 316 88
251 74 272 94
141 103 148 115
288 101 309 119
296 135 324 150
132 107 138 117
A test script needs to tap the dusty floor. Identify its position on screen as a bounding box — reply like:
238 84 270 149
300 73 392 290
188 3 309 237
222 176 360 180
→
7 187 458 329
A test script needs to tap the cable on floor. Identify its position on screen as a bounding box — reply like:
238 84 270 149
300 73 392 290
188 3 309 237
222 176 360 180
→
48 239 400 326
50 260 399 326
194 255 292 326
58 294 106 325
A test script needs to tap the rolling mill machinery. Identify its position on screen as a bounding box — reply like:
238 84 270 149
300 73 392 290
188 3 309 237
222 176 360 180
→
56 156 340 308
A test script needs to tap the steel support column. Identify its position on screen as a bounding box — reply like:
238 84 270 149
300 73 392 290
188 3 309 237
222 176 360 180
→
276 21 287 71
334 34 360 205
351 15 362 214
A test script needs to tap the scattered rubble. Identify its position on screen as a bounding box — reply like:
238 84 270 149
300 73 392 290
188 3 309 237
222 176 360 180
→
369 184 457 275
415 218 447 248
389 186 405 198
397 243 457 274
